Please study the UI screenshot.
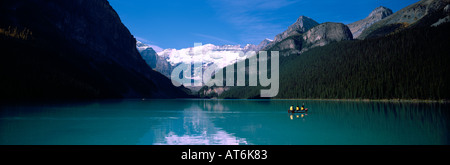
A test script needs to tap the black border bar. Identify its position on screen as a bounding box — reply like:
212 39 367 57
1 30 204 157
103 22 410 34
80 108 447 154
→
1 145 449 163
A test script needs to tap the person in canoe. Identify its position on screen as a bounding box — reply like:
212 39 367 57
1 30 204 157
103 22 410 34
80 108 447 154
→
301 103 308 111
296 105 300 111
289 105 294 112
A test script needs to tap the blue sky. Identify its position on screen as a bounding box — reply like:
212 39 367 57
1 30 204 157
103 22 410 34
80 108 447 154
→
108 0 419 51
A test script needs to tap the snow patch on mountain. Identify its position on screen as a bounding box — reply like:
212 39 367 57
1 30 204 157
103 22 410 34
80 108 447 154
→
157 43 258 69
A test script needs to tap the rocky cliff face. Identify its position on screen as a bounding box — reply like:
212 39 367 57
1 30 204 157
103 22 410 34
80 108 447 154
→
140 47 157 69
0 0 190 99
138 46 173 78
359 0 450 39
274 16 319 42
303 22 353 49
348 6 393 39
261 20 352 56
263 16 318 50
266 36 303 56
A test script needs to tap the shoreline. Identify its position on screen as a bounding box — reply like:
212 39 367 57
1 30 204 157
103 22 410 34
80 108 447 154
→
266 98 449 103
205 97 449 103
1 97 448 104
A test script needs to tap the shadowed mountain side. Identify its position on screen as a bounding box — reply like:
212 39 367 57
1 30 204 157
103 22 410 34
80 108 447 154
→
0 0 191 99
139 47 174 78
359 0 450 39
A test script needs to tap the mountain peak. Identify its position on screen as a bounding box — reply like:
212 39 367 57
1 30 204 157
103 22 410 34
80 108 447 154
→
348 6 393 38
368 6 393 18
296 15 314 23
289 15 319 33
259 15 318 51
136 40 152 52
264 15 319 49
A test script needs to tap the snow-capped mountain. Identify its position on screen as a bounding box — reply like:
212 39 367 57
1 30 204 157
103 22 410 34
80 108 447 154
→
157 43 265 70
137 41 271 90
138 38 272 72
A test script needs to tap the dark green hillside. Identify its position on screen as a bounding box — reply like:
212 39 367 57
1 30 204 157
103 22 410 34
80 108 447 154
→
220 22 450 100
0 0 191 100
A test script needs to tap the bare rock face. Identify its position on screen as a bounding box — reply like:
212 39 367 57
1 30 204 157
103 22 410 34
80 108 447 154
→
264 22 353 56
274 16 319 42
267 37 302 56
273 38 297 50
139 47 173 78
303 22 353 49
263 16 318 50
348 6 393 38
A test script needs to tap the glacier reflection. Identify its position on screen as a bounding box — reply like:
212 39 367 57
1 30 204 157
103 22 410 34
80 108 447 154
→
154 130 248 145
138 101 248 145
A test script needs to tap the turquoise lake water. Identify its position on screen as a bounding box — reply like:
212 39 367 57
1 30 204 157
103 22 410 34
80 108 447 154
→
0 99 448 145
